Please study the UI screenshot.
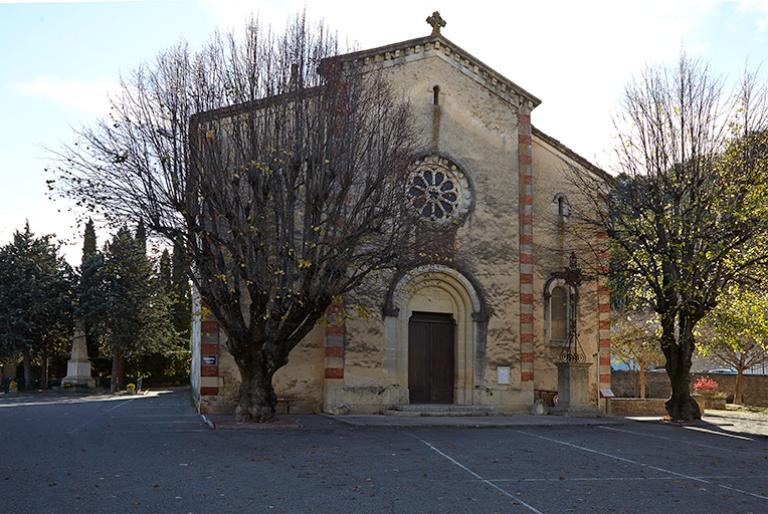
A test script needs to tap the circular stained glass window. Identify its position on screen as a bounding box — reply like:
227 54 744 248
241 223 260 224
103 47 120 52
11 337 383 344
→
407 155 471 223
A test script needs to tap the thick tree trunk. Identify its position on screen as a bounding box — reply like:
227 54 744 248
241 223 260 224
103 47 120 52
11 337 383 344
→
663 313 701 421
735 370 745 405
219 312 319 423
229 336 286 423
234 357 278 423
111 353 126 393
666 367 701 420
22 347 32 391
638 363 647 399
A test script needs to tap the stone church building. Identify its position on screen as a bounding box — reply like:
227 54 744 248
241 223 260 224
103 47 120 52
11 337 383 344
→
191 13 612 415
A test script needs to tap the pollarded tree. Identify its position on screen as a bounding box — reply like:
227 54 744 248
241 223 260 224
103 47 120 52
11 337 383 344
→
699 286 768 404
568 56 768 420
53 15 421 421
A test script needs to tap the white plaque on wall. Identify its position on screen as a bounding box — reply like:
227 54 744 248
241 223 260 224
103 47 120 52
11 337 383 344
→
497 366 510 385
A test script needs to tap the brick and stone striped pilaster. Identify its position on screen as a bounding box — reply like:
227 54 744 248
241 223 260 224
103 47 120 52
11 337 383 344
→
597 281 611 389
323 299 345 412
518 111 535 382
200 313 221 396
324 300 345 380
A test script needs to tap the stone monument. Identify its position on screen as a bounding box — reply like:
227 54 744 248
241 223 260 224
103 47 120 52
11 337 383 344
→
62 321 96 388
553 361 595 415
550 253 598 416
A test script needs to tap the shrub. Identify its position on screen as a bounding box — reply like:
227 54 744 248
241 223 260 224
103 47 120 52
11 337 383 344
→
693 377 719 393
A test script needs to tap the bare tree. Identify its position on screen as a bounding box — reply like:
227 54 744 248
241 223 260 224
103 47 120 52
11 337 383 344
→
567 55 768 421
52 15 422 421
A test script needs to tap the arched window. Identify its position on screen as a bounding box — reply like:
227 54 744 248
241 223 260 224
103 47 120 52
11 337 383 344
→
550 286 568 341
544 278 572 346
553 193 571 218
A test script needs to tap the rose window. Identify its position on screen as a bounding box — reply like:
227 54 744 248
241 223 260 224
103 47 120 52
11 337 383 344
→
409 169 459 219
407 155 471 223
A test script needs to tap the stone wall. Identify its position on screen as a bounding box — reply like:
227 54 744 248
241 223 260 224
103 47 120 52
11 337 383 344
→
607 398 668 416
611 370 671 399
612 370 768 406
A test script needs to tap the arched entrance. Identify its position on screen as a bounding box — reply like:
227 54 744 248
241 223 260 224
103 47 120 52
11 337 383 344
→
408 311 455 404
383 265 488 405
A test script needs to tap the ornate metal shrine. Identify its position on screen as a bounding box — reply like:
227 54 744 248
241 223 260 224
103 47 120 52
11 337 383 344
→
550 251 590 363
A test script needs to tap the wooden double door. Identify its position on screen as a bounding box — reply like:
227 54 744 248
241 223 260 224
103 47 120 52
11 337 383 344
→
408 312 455 404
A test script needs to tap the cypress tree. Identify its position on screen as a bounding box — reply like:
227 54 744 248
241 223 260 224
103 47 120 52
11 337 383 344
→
158 250 172 294
82 219 97 261
78 219 104 359
0 223 74 389
101 227 175 391
134 220 147 255
170 243 191 341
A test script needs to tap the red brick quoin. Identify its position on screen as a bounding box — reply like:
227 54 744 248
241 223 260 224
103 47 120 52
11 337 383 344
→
518 111 535 382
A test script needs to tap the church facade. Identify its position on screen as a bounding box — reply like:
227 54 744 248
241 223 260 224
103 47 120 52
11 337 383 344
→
191 13 612 415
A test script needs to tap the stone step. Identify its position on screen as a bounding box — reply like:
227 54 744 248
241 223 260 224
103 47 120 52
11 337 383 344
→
384 404 495 417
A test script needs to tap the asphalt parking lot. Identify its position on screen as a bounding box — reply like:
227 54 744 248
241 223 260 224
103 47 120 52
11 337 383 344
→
1 389 767 513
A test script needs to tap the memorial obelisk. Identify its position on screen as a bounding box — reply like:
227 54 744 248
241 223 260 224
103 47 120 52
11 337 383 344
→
62 321 96 388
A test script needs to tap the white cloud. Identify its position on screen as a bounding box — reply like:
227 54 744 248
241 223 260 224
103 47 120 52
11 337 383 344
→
13 76 118 118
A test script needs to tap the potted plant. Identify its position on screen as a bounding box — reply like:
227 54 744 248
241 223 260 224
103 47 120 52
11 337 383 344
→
692 377 719 409
711 391 727 409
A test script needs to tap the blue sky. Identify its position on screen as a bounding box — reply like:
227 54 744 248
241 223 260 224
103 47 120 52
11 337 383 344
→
2 0 768 262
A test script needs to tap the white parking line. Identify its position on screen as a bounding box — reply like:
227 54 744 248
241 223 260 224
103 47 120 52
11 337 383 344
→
683 425 755 441
67 398 136 434
515 430 768 502
490 476 680 482
486 474 768 483
416 437 543 514
598 425 750 452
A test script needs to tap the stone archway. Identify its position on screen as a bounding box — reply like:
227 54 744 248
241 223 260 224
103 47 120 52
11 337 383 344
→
383 265 487 405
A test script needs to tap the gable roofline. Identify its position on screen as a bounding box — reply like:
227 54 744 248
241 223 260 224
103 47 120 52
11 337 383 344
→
195 33 542 123
532 126 612 183
190 87 322 125
327 34 541 109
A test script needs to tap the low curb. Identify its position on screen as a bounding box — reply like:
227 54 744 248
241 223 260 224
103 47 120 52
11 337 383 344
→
324 414 629 429
201 414 216 430
199 414 302 430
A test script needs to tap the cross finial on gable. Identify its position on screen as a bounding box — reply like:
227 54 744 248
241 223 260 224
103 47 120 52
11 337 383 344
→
426 11 446 36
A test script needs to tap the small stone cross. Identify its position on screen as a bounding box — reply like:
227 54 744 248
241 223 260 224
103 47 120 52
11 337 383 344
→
426 11 446 36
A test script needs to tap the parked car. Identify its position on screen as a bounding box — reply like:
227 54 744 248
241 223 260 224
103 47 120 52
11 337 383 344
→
704 368 737 375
